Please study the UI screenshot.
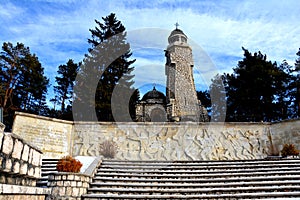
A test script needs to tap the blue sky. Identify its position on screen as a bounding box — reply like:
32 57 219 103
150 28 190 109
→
1 0 300 106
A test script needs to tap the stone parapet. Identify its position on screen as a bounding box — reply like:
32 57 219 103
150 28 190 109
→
0 183 51 199
0 129 42 186
46 172 91 200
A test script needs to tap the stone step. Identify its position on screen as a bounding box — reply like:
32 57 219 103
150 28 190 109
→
82 191 300 199
41 166 57 170
41 171 59 176
42 160 58 164
99 163 300 170
36 158 59 188
87 185 300 194
93 174 300 183
89 179 300 189
102 159 300 166
97 166 300 174
93 170 300 179
85 159 300 199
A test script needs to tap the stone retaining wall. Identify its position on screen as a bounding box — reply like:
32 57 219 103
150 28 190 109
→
11 112 300 160
46 172 91 200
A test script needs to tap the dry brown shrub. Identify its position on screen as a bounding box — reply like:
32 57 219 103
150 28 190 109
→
99 140 118 159
56 156 82 173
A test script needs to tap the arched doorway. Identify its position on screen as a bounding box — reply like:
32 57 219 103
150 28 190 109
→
150 108 166 122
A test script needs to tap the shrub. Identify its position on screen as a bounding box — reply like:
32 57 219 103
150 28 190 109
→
99 140 118 159
281 144 299 157
56 156 83 173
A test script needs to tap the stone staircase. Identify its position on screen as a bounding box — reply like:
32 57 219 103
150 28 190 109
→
36 158 59 187
82 159 300 199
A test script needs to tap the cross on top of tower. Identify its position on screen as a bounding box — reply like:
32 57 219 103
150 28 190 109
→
175 22 179 29
153 83 156 89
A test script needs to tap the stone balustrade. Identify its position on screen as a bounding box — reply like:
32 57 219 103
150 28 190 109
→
0 125 42 186
46 172 91 200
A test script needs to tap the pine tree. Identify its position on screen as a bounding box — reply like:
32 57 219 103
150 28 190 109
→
52 59 79 118
224 48 291 122
0 42 49 129
73 13 137 121
295 48 300 117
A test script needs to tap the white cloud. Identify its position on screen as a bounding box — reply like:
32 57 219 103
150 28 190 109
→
0 0 299 99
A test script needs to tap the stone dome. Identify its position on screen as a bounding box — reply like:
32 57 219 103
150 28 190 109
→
141 87 166 104
168 28 187 44
169 28 186 37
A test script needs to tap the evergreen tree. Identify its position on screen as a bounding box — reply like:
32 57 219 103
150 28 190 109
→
73 13 137 121
0 42 49 129
52 59 79 119
209 74 227 122
294 48 300 117
197 74 227 122
224 48 290 122
197 90 211 110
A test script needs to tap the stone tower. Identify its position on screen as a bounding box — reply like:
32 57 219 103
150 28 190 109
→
165 26 208 122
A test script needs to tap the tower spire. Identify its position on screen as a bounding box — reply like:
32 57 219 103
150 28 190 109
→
175 22 179 30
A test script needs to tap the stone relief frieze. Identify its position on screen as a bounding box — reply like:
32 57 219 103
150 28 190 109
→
72 124 269 160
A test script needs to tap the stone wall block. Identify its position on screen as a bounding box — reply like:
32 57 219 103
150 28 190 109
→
32 150 42 166
51 187 60 196
0 174 6 184
57 180 63 186
28 165 34 177
34 166 41 178
13 160 20 174
59 187 66 196
15 176 22 185
20 162 28 175
67 174 74 180
7 176 14 184
64 180 71 186
74 175 80 181
32 150 40 166
3 157 12 172
83 182 88 188
21 145 29 162
2 134 14 155
79 188 85 195
77 181 82 187
72 187 80 197
71 180 76 187
12 139 24 159
28 148 33 164
66 186 72 196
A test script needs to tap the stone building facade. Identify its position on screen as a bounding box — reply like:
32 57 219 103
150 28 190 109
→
135 86 167 122
136 27 208 122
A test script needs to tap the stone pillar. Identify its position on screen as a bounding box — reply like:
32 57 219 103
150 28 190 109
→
47 172 91 200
